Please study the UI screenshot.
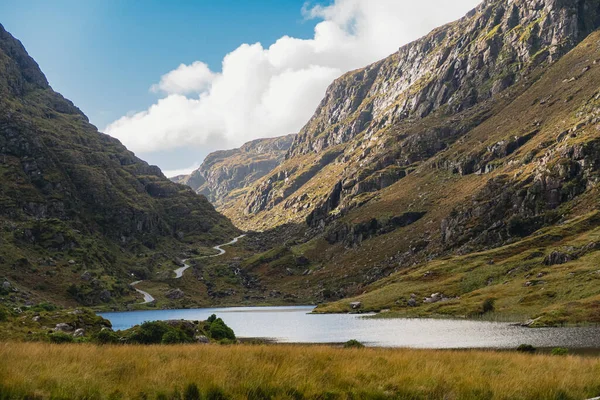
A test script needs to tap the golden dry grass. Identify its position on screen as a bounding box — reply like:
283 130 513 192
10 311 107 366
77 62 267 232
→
1 343 600 399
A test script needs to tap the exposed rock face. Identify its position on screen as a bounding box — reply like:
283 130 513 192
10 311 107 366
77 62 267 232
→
289 0 600 157
0 24 238 307
214 0 600 306
240 0 600 222
171 135 295 207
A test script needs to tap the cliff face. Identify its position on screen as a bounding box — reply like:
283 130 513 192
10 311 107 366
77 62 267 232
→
240 0 600 222
172 135 295 207
0 24 238 307
218 0 600 317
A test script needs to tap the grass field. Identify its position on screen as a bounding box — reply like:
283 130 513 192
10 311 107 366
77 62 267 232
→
1 343 600 399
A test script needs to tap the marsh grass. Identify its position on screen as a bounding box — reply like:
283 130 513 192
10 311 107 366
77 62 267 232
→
1 343 600 399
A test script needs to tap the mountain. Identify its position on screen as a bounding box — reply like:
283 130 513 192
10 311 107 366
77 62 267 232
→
0 24 239 308
219 0 600 324
171 134 295 208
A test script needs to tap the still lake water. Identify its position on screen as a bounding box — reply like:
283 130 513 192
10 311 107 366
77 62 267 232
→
99 305 600 349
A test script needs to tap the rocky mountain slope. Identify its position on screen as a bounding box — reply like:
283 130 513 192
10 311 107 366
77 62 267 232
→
171 135 294 208
216 0 600 324
0 24 238 308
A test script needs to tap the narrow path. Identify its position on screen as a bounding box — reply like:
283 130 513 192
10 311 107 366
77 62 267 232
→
174 234 246 279
130 280 155 304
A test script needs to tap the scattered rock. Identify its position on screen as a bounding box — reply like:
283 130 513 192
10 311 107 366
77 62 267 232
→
350 301 362 310
73 328 85 337
195 335 209 344
54 323 73 332
80 271 92 281
165 288 185 300
68 260 76 265
407 298 418 307
544 251 573 266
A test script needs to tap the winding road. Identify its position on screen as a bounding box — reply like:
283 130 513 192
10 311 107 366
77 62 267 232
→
130 281 155 304
174 235 246 278
130 235 246 304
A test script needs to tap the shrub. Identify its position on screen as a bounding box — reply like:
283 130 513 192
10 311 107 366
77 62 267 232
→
551 347 569 356
94 329 120 344
206 387 230 400
343 340 365 349
516 344 536 353
0 306 8 322
482 298 495 314
48 332 74 344
162 329 191 344
209 318 235 341
127 321 171 344
207 314 217 323
183 383 201 400
30 302 58 312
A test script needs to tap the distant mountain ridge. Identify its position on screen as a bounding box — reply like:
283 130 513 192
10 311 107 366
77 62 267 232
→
171 134 295 207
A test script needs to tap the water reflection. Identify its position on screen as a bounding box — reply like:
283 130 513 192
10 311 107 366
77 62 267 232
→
99 306 600 349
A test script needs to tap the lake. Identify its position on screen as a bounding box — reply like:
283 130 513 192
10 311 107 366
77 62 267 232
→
99 305 600 349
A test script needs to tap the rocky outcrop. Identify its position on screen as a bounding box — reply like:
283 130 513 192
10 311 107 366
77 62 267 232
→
441 135 600 250
288 0 600 157
240 0 600 229
171 135 295 207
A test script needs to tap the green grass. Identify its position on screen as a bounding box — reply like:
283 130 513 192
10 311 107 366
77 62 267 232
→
316 212 600 326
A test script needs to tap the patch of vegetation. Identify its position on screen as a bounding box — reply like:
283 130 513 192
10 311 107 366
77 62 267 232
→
516 344 536 354
343 339 365 349
48 332 75 344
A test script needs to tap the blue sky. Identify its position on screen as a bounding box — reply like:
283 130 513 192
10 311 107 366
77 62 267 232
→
0 0 318 130
0 0 481 176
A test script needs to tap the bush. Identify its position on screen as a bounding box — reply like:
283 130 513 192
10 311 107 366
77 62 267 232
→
209 318 235 341
207 314 217 323
343 340 365 349
162 329 191 344
206 387 230 400
551 347 569 356
482 298 495 314
48 332 74 344
0 306 8 322
184 383 201 400
30 302 58 312
516 344 536 353
94 329 120 344
128 321 171 344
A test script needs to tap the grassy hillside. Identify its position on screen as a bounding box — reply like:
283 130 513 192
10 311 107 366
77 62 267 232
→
0 24 239 309
2 343 600 399
215 25 600 323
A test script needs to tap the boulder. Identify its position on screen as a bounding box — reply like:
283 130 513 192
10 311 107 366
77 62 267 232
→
165 288 185 300
407 298 418 307
195 335 210 344
55 323 73 332
73 328 85 337
350 301 362 310
544 251 573 266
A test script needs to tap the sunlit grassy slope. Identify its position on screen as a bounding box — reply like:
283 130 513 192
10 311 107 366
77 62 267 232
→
2 343 600 399
316 211 600 326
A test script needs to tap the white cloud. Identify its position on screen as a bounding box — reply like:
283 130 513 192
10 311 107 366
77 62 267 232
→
163 162 201 178
150 61 215 95
105 0 482 160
